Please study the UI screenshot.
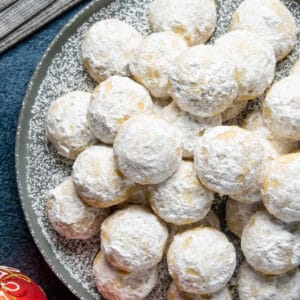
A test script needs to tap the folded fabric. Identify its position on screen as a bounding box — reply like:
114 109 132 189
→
0 0 84 54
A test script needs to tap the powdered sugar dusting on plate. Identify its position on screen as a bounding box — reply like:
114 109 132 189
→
24 0 300 299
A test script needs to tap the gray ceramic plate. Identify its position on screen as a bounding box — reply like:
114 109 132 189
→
15 0 300 299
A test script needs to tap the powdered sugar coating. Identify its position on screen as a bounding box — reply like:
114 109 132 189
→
149 160 214 225
290 57 300 75
113 114 182 185
243 111 299 157
21 0 300 298
149 0 216 46
47 178 109 240
72 145 136 208
167 281 232 300
237 262 300 300
229 185 263 205
263 75 300 141
129 32 187 99
194 126 264 196
101 205 169 272
262 153 300 223
160 102 221 158
221 99 248 122
241 211 300 274
167 227 236 294
215 30 276 101
230 0 296 61
172 210 221 234
167 210 221 260
169 45 238 117
45 91 97 160
226 198 264 237
93 251 158 300
87 76 153 144
81 19 142 82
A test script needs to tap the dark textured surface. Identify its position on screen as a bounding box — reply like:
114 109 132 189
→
0 1 92 299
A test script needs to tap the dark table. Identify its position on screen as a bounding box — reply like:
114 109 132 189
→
0 1 92 299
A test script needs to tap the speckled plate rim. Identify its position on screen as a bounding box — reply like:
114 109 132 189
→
15 1 113 299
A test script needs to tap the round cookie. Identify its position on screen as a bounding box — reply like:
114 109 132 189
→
149 0 217 46
81 19 142 82
194 126 264 196
149 160 214 225
129 32 187 99
160 102 222 158
72 145 136 208
101 205 169 272
93 251 158 300
215 30 276 101
222 99 248 122
169 45 238 117
243 111 299 157
167 281 232 300
290 58 300 76
237 262 300 300
241 211 300 275
230 0 296 61
167 227 236 294
47 178 109 239
263 75 300 141
113 114 182 185
226 198 263 237
45 91 97 160
262 153 300 223
87 76 153 144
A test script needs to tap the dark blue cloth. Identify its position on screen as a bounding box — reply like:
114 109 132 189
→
0 2 92 299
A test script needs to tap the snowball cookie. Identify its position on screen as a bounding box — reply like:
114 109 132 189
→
101 205 168 272
226 198 263 237
237 262 300 300
169 45 238 118
93 251 158 300
47 178 109 239
263 75 300 141
243 111 299 157
160 102 222 158
194 126 264 196
87 76 153 144
222 99 248 122
290 58 300 76
262 153 300 223
167 281 232 300
72 145 136 208
129 32 187 99
45 91 97 160
230 0 296 62
113 114 182 185
241 211 300 275
215 30 276 101
149 160 214 225
167 227 236 294
149 0 216 46
81 19 142 82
